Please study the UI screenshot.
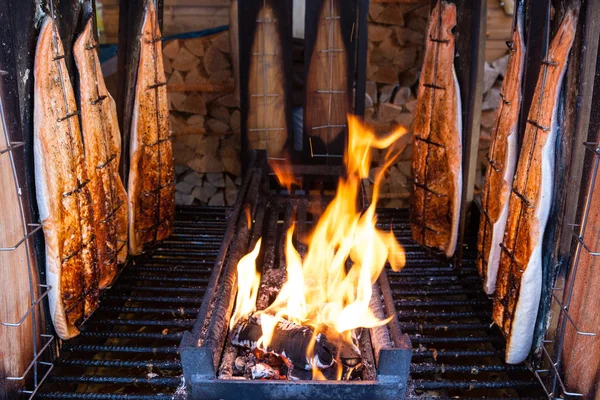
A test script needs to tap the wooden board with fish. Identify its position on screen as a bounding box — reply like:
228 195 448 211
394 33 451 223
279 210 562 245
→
409 0 462 258
493 9 577 364
127 0 175 255
74 18 128 287
477 3 525 295
34 16 99 339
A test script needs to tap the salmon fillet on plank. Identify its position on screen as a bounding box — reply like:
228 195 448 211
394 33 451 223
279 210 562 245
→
34 17 99 339
74 18 128 288
493 9 577 364
128 0 175 255
410 1 462 258
477 5 525 295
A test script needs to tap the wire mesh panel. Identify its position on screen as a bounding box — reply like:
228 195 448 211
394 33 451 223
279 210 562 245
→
0 68 52 399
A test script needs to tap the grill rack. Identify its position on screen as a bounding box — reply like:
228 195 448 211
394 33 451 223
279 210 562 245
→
30 202 548 399
377 208 545 400
34 206 231 400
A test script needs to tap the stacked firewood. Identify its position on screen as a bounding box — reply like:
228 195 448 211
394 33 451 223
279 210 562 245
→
162 30 242 206
362 1 429 208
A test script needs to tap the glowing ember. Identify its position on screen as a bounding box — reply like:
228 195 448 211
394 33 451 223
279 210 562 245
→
230 115 408 376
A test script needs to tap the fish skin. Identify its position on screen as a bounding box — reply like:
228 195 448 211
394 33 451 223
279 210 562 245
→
410 1 462 258
74 18 128 289
493 9 577 364
34 17 98 339
128 0 175 255
477 6 525 295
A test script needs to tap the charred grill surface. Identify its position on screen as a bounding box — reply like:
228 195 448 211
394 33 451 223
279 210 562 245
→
378 208 545 399
34 202 545 399
34 206 229 399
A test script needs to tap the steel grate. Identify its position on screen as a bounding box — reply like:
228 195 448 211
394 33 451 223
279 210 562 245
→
377 208 546 400
35 205 230 400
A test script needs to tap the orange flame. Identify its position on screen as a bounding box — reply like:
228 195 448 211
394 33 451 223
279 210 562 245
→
231 115 408 371
270 154 300 192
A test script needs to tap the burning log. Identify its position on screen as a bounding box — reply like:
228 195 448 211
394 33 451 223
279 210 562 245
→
231 314 335 371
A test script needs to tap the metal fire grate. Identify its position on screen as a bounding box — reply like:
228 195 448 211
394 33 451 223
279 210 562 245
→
34 205 230 400
377 208 546 399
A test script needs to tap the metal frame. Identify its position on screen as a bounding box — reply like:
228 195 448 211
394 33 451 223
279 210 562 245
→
534 140 600 398
0 70 51 400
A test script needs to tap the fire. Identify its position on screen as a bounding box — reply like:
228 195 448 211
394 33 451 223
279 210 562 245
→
230 115 408 373
230 238 262 330
269 152 300 192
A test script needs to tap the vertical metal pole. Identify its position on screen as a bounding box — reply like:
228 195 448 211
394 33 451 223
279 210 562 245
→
454 0 486 267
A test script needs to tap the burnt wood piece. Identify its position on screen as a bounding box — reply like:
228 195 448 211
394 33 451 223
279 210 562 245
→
202 169 263 372
231 315 335 371
180 153 261 374
493 9 577 365
34 16 99 338
127 0 175 255
303 0 356 161
477 3 525 295
409 1 462 258
239 0 293 163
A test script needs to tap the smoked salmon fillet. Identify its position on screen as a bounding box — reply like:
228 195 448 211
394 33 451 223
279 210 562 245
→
34 17 98 339
410 1 462 258
477 5 525 295
128 0 175 255
493 9 577 364
74 18 128 288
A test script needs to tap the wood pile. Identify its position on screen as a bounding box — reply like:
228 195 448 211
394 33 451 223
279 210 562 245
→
162 30 242 206
362 1 429 208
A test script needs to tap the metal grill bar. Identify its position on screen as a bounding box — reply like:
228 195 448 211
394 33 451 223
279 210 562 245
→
36 205 229 398
411 364 528 374
382 207 544 398
47 376 181 386
37 394 175 400
55 359 182 370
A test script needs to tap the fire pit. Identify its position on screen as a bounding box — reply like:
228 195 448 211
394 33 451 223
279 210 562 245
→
180 121 412 400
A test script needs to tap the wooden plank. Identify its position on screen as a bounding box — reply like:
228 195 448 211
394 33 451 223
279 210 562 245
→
238 0 293 163
546 0 600 395
303 0 357 162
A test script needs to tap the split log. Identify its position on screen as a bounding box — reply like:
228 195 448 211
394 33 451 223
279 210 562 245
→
183 37 206 58
231 314 335 371
172 47 200 72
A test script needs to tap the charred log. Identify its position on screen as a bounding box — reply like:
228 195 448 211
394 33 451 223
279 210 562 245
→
231 314 335 371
